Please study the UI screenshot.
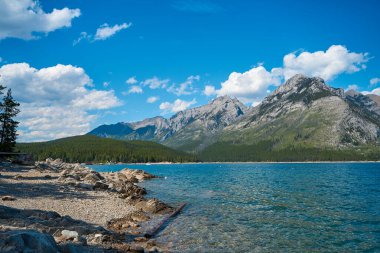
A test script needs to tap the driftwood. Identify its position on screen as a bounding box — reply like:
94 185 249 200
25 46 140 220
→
144 203 186 238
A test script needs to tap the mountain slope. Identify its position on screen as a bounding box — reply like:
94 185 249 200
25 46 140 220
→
89 96 247 152
162 96 247 151
17 135 195 163
200 75 380 161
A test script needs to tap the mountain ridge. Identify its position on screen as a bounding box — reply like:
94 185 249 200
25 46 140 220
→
89 74 380 158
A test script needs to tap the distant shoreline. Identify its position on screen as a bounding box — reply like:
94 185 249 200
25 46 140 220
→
89 160 380 166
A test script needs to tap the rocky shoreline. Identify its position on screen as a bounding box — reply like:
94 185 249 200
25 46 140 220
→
0 158 174 252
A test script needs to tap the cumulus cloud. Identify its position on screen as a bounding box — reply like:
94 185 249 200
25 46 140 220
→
94 22 132 41
0 0 80 40
126 76 138 85
128 85 143 94
167 75 200 95
216 66 282 103
209 45 369 103
370 77 380 87
147 96 159 103
159 99 196 114
103 81 110 87
203 85 216 96
141 77 170 89
282 45 368 81
0 63 121 142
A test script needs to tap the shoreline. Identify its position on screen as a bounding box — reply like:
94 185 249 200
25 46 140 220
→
0 158 174 252
90 160 380 166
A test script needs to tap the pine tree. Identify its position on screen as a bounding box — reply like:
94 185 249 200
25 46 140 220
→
0 89 20 152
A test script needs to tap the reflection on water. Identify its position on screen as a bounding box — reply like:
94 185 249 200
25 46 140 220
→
90 163 380 252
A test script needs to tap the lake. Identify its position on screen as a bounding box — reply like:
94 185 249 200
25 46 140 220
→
90 163 380 252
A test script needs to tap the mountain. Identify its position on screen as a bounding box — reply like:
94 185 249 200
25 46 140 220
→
88 74 380 161
17 135 195 163
89 96 248 152
366 94 380 107
199 74 380 161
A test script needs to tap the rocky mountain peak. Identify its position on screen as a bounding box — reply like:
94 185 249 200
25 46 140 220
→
273 74 328 96
168 95 247 133
264 74 344 107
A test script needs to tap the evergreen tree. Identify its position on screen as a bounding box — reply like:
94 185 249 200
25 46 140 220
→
0 89 20 152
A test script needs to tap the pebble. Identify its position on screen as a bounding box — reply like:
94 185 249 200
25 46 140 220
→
61 230 79 240
2 195 16 201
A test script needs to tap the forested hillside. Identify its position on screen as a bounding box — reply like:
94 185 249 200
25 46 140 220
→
198 141 380 162
17 135 196 163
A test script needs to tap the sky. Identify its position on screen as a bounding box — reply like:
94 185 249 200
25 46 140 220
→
0 0 379 142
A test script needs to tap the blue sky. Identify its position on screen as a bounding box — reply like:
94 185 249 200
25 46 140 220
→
0 0 379 141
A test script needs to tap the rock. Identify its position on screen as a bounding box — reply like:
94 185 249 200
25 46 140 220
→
135 198 172 214
93 181 109 190
60 243 87 253
0 229 59 253
148 246 163 253
134 237 148 242
83 173 101 183
61 230 79 240
119 168 157 182
75 183 93 190
13 174 22 180
1 196 16 201
131 211 150 222
129 245 145 253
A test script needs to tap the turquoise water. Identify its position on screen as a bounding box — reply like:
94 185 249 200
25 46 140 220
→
90 163 380 252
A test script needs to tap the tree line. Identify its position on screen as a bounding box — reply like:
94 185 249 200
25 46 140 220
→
17 135 197 163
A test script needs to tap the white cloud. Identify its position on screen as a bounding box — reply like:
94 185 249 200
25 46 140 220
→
210 45 369 103
94 22 132 41
73 22 131 45
126 76 138 85
0 0 80 40
73 32 90 46
203 85 216 96
72 89 121 109
167 75 200 95
128 85 143 94
346 84 359 91
0 63 121 142
362 88 380 96
159 99 196 113
103 81 110 87
370 77 380 87
142 77 170 89
216 66 282 103
282 45 368 81
147 96 159 103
